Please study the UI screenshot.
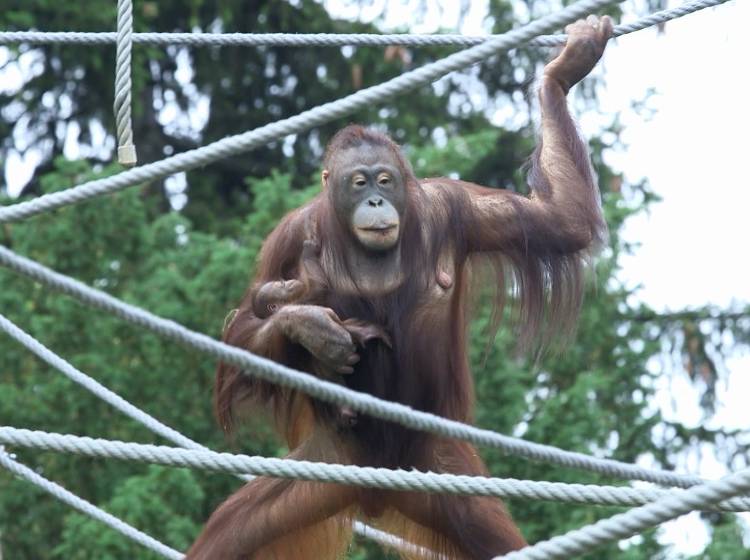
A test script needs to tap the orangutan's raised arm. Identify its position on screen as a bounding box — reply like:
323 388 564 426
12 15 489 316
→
464 16 612 257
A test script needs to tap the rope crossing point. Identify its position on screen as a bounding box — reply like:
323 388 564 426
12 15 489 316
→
0 0 655 224
0 312 401 549
0 0 729 48
0 243 723 490
2 428 749 512
0 314 205 452
496 464 750 560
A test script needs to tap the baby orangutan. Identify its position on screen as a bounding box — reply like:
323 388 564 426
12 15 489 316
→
251 240 391 428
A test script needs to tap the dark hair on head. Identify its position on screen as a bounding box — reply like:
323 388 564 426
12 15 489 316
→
323 125 414 178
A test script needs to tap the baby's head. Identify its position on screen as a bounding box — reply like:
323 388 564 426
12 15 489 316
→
252 279 305 318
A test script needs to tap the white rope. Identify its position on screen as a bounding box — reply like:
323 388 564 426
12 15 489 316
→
0 0 620 224
0 447 182 559
352 521 440 558
0 245 731 489
2 428 748 512
0 0 729 47
114 0 137 166
0 312 401 549
0 0 750 558
0 313 204 452
496 464 750 559
2 4 632 550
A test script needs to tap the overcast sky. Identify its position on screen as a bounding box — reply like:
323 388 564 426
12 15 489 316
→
585 0 750 552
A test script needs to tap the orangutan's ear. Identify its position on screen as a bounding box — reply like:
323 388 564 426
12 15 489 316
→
321 170 330 189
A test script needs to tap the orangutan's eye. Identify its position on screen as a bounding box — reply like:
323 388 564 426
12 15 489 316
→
352 175 367 189
269 304 278 312
377 173 392 188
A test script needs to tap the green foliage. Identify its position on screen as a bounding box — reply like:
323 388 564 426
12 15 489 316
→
0 144 731 559
54 467 204 560
0 157 303 557
0 0 552 228
241 171 320 256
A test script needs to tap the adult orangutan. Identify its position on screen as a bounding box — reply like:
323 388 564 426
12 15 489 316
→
188 16 612 560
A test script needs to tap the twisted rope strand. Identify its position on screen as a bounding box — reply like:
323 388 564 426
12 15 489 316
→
0 447 182 559
496 465 750 559
2 428 748 511
0 0 621 223
114 0 137 165
0 244 728 489
0 0 728 47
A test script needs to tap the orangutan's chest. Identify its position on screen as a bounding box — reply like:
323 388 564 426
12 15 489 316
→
328 250 456 305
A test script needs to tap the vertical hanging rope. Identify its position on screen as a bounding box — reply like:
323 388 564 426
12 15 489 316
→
114 0 137 166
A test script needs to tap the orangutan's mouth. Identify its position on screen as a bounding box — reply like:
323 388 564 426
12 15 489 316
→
358 225 397 233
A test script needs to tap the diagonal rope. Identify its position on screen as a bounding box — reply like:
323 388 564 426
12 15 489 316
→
0 312 406 549
495 464 750 559
0 0 621 224
352 521 440 558
0 447 182 559
533 0 730 45
0 243 729 490
0 313 204 452
0 0 739 554
114 0 137 166
1 428 749 511
0 0 730 47
1 3 631 551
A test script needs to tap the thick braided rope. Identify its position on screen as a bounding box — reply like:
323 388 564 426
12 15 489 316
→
533 0 730 45
0 313 208 452
0 12 628 556
0 313 405 549
0 244 727 489
496 465 750 559
114 0 137 166
1 428 748 511
0 0 620 223
0 447 182 559
0 0 729 47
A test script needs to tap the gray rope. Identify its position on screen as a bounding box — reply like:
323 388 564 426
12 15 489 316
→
496 465 750 559
0 447 182 559
538 0 730 45
352 521 441 558
2 428 749 511
0 0 621 224
0 312 399 549
0 0 729 47
114 0 137 166
0 313 205 452
0 244 728 489
0 0 737 494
